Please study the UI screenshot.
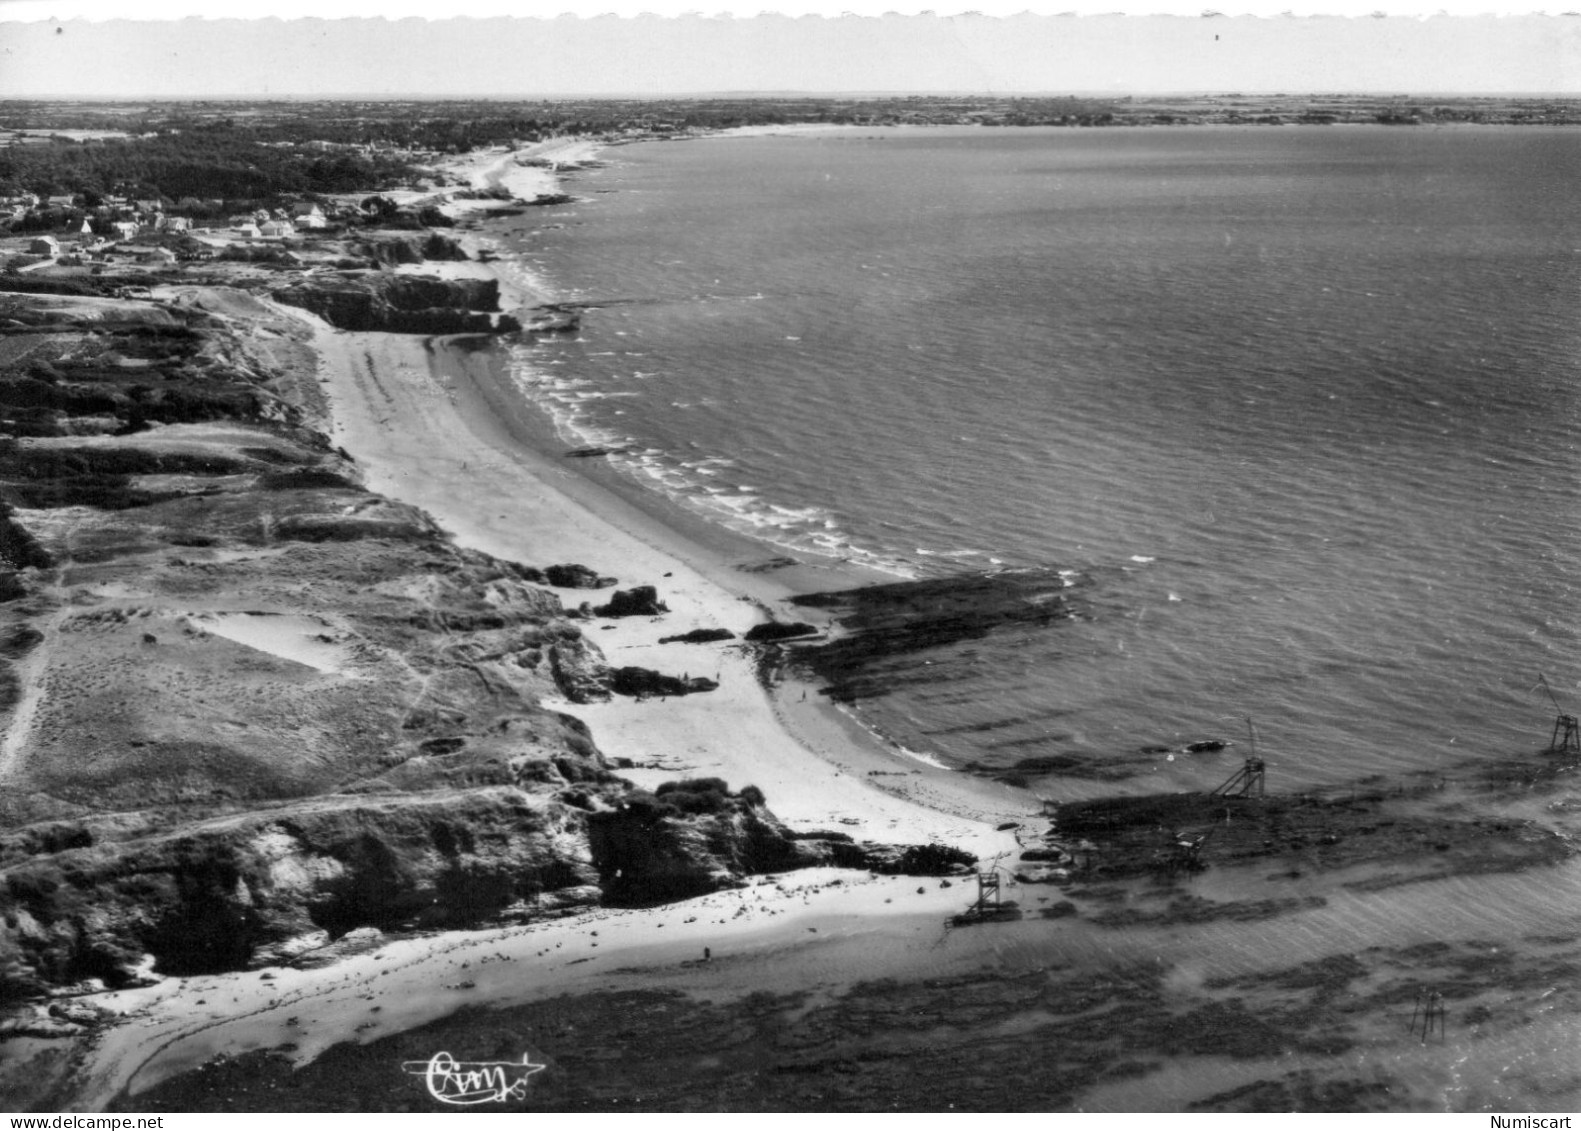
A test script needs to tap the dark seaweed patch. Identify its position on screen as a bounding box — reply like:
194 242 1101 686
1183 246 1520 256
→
788 568 1080 703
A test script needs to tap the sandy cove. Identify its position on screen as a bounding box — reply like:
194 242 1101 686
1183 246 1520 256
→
58 146 1042 1107
311 321 1034 849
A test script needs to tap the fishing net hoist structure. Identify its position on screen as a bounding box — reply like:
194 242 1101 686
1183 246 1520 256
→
1548 714 1579 756
1210 716 1267 799
1537 674 1580 755
1211 756 1266 799
973 869 1002 916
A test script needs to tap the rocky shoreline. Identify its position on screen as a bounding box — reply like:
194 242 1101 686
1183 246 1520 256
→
0 273 866 991
0 151 1013 1110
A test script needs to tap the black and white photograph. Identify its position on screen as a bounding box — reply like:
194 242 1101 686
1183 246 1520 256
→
0 0 1578 1116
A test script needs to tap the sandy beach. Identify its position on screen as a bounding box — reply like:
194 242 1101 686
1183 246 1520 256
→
313 321 1035 847
57 145 1041 1108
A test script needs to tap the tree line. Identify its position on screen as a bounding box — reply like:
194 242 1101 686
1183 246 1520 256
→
0 128 418 203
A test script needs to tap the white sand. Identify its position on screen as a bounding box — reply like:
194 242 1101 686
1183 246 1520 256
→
186 612 362 677
76 865 1048 1108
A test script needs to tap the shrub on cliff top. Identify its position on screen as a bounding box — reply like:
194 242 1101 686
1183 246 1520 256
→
655 777 729 798
655 778 732 816
641 779 768 817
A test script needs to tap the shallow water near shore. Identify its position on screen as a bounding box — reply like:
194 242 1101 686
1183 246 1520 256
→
471 125 1581 1110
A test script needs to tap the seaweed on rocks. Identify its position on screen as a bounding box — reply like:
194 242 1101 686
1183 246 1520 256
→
544 562 616 589
1045 789 1575 884
788 568 1079 703
609 667 717 698
658 627 736 645
595 585 667 618
1189 1072 1401 1113
743 620 818 643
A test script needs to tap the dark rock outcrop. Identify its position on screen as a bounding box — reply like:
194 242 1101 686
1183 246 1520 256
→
349 234 470 267
789 569 1080 704
548 638 613 703
658 628 736 645
544 562 616 589
523 305 581 334
596 585 667 618
744 621 820 643
610 667 717 698
587 781 811 905
588 781 974 906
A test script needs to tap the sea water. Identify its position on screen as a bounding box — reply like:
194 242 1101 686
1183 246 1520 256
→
491 125 1581 1109
505 124 1581 796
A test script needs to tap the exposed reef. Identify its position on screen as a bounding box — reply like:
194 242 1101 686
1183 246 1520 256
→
1042 780 1576 888
788 569 1078 703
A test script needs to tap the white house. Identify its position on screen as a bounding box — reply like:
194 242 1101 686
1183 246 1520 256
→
258 220 295 238
27 235 60 256
291 203 328 230
112 220 139 241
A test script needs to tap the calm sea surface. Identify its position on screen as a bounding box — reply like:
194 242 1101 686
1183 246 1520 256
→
491 126 1581 1109
505 125 1581 795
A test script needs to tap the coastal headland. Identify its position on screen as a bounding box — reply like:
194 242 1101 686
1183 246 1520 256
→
0 115 1038 1111
2 100 1580 1113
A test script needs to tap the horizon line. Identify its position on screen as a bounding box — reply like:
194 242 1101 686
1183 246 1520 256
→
3 90 1576 102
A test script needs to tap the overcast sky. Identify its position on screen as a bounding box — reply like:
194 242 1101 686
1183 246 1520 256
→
0 1 1575 97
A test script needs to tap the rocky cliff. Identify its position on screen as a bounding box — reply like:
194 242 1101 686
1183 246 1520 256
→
349 233 471 267
271 273 520 334
1 787 605 994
